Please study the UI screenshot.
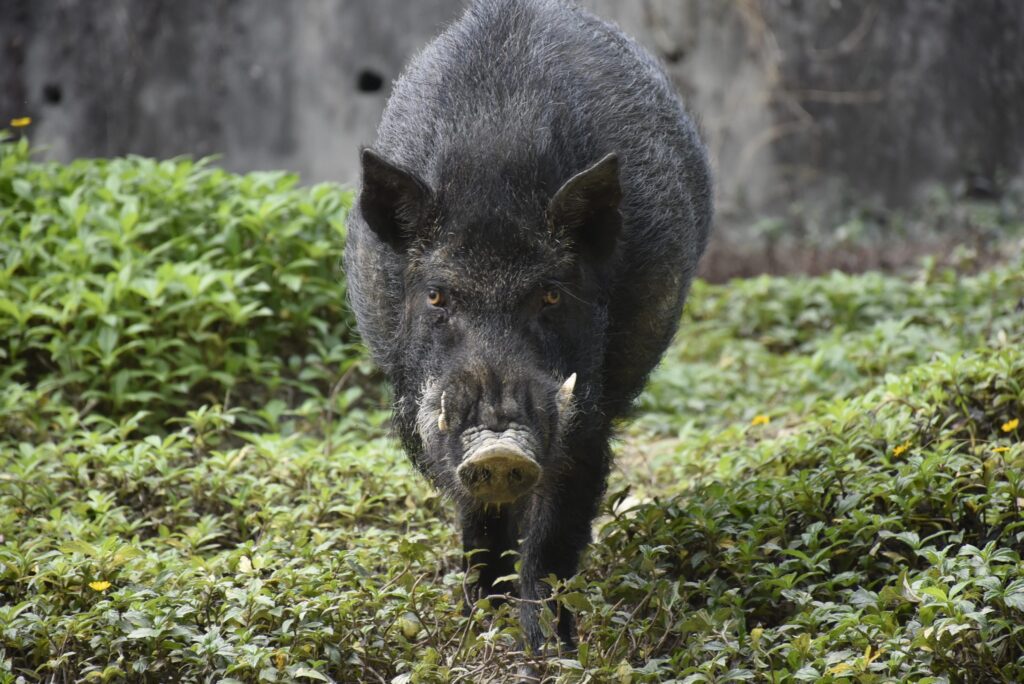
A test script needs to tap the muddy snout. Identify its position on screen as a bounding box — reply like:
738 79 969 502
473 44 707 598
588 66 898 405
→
457 431 542 504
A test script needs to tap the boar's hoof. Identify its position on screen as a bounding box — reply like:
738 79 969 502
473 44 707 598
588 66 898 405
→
457 441 541 504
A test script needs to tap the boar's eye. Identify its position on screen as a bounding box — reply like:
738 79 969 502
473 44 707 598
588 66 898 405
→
427 288 446 308
542 289 561 307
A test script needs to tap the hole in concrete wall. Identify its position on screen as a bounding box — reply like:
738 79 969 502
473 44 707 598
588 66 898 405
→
43 83 62 105
357 69 384 93
663 48 686 64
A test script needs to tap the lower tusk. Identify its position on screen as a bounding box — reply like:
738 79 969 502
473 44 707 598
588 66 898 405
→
556 373 577 415
437 391 449 433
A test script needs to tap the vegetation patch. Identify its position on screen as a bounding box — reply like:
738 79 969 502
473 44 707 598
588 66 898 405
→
2 138 1023 682
0 135 359 430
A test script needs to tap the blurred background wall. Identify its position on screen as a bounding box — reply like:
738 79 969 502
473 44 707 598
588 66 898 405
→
3 0 1023 279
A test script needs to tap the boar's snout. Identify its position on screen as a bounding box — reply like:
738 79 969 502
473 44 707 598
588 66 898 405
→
456 437 541 504
422 372 577 505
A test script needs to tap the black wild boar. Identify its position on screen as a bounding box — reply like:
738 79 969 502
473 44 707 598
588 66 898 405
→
343 0 712 653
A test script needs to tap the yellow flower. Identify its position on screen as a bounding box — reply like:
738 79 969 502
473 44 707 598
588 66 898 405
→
10 117 32 128
893 442 911 457
89 580 111 592
751 415 770 426
1002 418 1019 432
993 446 1010 453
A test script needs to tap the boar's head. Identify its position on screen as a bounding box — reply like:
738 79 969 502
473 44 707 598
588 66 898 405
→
355 149 621 506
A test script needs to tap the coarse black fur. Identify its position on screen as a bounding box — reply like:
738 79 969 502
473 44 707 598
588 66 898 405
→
343 0 712 655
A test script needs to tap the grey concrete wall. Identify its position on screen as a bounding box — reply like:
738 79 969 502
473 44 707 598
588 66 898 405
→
3 0 1023 276
1 0 458 184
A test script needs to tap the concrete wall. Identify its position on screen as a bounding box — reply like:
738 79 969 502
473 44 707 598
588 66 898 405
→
3 0 1023 276
1 0 457 184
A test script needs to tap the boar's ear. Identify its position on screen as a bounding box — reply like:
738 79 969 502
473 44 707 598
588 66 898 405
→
548 153 622 261
359 148 432 251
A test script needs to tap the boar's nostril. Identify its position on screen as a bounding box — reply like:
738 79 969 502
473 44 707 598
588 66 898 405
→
466 467 488 485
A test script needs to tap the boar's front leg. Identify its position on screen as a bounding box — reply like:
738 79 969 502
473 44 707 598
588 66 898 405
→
518 438 611 653
460 506 518 607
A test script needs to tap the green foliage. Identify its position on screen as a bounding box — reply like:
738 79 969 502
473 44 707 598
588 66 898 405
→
1 143 1023 682
592 347 1024 683
638 264 1024 439
0 136 359 430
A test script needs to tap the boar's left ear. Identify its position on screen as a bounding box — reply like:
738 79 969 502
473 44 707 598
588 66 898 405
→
359 148 433 251
548 153 622 261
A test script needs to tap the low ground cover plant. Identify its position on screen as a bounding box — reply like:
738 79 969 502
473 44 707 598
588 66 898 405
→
2 138 1023 682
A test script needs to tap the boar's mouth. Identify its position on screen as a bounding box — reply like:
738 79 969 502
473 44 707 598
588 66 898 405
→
456 426 542 504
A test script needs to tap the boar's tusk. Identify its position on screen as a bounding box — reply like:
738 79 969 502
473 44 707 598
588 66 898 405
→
437 392 449 433
556 373 577 415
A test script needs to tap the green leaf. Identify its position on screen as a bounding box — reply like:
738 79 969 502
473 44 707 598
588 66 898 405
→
12 178 31 198
127 628 161 639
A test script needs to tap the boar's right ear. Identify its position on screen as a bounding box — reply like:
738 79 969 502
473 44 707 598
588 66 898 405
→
548 153 622 261
359 148 432 251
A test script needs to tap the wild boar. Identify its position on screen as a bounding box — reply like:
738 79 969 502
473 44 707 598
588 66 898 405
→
343 0 712 654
